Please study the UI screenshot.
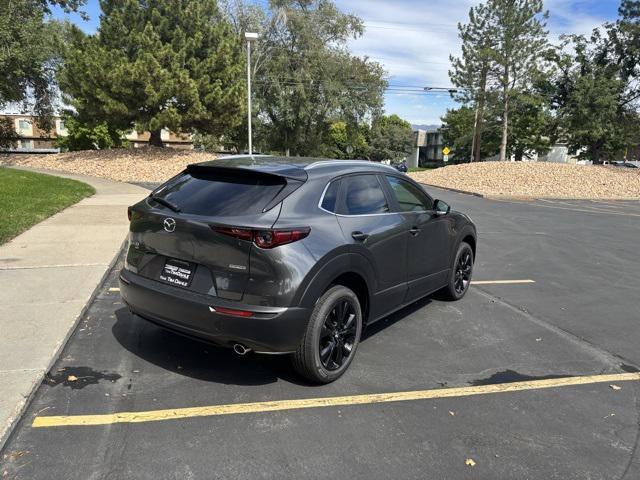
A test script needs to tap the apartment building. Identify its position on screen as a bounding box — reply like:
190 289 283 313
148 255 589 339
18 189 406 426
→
0 113 193 151
409 128 444 168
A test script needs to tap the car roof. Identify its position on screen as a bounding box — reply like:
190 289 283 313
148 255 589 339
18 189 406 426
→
191 155 399 181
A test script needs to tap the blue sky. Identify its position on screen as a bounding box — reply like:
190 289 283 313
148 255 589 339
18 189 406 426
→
52 0 621 126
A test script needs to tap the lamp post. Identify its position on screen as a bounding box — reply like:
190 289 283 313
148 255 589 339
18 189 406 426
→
245 32 259 155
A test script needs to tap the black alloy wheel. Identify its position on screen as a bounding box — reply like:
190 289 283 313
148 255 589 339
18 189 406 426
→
319 299 358 370
292 285 363 383
454 249 473 295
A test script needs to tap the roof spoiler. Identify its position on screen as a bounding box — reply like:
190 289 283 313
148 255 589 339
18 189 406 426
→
186 162 308 182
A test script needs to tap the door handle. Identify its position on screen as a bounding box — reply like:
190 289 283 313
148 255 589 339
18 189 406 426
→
409 227 420 236
351 231 369 242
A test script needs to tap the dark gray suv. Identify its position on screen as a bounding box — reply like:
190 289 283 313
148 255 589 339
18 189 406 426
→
120 156 477 383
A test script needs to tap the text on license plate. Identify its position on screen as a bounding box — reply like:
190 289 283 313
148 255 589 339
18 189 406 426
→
159 259 193 287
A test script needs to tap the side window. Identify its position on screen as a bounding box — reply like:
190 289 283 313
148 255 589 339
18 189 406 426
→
386 176 432 212
321 179 340 213
341 175 389 215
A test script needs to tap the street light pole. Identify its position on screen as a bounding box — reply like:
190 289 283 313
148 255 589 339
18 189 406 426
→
245 32 259 155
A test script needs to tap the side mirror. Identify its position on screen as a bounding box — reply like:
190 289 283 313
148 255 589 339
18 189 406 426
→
434 199 451 216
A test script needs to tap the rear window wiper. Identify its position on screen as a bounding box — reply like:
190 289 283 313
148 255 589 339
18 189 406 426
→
149 194 181 213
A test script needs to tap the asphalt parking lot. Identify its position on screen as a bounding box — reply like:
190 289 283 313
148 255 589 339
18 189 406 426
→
2 187 640 480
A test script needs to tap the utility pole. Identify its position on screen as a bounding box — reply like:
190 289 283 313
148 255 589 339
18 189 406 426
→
470 105 479 162
245 32 259 155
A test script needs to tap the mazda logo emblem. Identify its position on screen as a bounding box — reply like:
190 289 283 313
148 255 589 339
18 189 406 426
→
163 218 176 233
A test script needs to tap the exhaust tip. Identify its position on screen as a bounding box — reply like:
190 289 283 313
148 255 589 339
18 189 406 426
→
233 343 251 356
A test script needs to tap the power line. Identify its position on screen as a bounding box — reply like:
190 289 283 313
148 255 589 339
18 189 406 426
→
361 19 596 39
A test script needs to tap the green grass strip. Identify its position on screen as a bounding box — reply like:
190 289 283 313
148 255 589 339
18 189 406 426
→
0 167 95 244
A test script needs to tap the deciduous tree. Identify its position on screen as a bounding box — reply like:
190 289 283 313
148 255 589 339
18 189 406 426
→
0 0 78 130
369 114 414 162
54 113 127 151
254 0 386 156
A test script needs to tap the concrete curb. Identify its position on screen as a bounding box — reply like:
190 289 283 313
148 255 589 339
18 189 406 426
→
420 183 485 198
0 167 146 452
421 183 640 202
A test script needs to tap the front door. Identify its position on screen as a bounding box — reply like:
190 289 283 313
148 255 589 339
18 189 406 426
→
382 175 451 302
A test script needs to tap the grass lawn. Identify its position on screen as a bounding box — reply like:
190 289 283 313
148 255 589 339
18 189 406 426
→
408 167 434 172
0 167 95 244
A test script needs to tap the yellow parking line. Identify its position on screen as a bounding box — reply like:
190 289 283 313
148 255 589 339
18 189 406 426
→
472 279 535 285
32 372 640 428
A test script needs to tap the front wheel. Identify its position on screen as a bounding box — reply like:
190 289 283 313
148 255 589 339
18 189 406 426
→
442 242 474 300
292 285 363 384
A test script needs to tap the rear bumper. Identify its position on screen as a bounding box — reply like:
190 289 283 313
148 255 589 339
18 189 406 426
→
118 269 310 353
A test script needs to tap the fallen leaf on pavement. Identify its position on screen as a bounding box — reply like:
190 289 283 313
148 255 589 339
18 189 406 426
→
448 411 455 416
465 458 476 467
5 451 28 461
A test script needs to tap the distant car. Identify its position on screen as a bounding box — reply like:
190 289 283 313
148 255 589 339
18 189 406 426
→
120 156 477 383
393 161 408 173
611 161 638 168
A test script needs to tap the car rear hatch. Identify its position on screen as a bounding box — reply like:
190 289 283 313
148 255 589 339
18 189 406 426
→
126 163 306 301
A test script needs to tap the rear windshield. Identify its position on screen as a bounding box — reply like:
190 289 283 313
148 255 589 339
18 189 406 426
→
151 170 286 216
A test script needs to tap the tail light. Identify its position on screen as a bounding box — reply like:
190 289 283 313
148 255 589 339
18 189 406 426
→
212 226 310 249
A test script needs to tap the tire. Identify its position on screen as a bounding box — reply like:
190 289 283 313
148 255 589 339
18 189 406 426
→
292 285 363 384
442 242 474 301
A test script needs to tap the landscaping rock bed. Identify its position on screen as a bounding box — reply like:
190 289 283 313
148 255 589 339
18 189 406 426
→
409 162 640 199
0 148 215 183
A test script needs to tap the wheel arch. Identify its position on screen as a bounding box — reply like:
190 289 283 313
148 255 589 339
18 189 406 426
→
326 272 370 325
296 253 374 323
458 225 477 262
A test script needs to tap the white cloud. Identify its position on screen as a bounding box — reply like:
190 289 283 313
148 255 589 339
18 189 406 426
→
335 0 618 124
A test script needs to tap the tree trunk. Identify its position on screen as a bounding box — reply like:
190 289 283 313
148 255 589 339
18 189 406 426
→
472 67 488 163
149 129 164 147
515 148 524 161
284 129 290 157
499 90 510 162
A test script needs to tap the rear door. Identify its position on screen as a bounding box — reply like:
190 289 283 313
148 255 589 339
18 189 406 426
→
334 174 408 311
383 175 451 302
127 168 290 301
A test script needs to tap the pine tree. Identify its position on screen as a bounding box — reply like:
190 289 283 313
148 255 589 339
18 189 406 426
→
486 0 549 161
60 0 245 146
450 3 495 162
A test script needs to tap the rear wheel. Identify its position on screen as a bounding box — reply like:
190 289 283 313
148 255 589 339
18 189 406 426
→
292 285 362 384
442 242 474 300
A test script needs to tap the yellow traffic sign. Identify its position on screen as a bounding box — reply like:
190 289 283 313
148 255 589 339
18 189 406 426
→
442 146 451 156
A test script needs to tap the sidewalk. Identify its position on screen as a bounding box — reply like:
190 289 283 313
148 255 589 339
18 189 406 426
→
0 167 148 448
